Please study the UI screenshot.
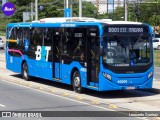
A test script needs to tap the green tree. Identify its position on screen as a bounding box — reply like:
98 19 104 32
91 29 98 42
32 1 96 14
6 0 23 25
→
71 1 97 17
7 0 98 22
107 7 124 21
38 0 64 19
97 13 108 19
128 0 160 25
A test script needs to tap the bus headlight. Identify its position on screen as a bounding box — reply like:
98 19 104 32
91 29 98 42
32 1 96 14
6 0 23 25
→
103 72 112 81
148 71 153 79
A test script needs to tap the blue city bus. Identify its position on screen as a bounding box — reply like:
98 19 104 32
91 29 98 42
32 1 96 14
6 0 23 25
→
6 17 154 93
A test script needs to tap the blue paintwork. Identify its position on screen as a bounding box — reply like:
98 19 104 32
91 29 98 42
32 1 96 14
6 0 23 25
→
99 65 154 91
7 22 102 29
6 21 154 91
6 51 23 73
55 62 61 79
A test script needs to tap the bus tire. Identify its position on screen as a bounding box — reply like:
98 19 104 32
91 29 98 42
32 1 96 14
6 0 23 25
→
22 62 30 81
72 71 84 93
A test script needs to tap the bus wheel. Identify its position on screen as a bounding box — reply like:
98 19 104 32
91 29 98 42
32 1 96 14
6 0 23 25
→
72 71 84 93
22 62 30 81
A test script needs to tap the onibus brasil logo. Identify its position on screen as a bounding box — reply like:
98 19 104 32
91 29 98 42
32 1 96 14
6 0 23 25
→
2 2 16 16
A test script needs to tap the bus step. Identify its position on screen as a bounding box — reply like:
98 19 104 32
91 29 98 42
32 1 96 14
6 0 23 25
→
89 82 98 87
53 78 62 81
87 85 98 90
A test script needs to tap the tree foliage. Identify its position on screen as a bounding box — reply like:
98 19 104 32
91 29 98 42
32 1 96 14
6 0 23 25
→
1 0 160 33
128 0 160 33
6 0 97 23
106 7 124 21
128 0 160 25
105 0 160 26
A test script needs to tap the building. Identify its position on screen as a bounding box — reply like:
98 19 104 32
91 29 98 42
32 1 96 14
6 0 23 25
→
83 0 139 14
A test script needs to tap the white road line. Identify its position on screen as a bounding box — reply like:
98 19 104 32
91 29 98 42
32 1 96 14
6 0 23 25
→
1 79 144 119
1 79 114 111
0 104 6 107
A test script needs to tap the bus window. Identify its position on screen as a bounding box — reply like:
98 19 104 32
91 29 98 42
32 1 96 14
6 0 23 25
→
8 28 30 50
31 28 42 46
61 28 70 55
8 28 17 49
72 28 85 61
52 28 62 62
30 28 43 50
23 28 31 51
43 28 52 62
44 28 52 46
61 27 86 61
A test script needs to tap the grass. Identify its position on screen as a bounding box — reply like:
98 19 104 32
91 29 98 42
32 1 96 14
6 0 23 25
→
154 50 160 67
0 31 5 36
0 18 9 32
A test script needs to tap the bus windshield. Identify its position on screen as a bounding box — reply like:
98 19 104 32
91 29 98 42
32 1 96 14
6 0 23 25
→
103 35 152 67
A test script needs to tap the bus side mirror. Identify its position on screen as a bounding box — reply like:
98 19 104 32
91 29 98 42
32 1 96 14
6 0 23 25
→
100 46 103 56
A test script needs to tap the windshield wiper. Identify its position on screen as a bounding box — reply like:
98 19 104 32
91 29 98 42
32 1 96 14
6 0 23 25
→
113 34 125 48
133 34 143 47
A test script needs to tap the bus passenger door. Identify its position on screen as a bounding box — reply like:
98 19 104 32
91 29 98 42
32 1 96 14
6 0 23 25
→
52 32 62 80
86 28 99 87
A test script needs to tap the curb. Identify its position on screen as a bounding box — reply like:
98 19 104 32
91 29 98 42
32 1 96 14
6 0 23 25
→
140 88 160 94
0 75 131 112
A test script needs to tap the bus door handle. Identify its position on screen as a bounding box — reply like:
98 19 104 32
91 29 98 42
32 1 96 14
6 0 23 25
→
61 60 64 64
84 62 87 67
50 65 52 68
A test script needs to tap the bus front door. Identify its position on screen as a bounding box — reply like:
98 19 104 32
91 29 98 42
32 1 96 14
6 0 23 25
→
86 36 99 87
52 34 61 80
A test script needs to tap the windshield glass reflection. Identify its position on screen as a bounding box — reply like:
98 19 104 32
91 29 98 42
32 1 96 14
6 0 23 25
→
103 35 152 67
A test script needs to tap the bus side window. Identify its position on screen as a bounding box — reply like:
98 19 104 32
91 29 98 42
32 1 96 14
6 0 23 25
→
44 28 52 46
71 28 85 61
62 28 71 55
8 27 25 50
44 28 52 62
32 28 42 46
30 28 42 51
8 28 17 49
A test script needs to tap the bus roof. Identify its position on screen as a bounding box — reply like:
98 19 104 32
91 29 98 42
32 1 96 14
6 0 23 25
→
39 17 98 23
7 17 147 28
101 21 142 25
38 17 143 25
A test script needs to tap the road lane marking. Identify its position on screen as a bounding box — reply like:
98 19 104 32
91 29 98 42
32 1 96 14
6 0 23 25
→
0 104 6 107
62 93 69 96
108 104 117 109
0 78 153 119
91 100 100 105
49 88 55 93
1 78 154 119
75 96 83 100
0 79 115 111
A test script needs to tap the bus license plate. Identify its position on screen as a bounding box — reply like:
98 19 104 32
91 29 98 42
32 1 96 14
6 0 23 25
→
126 86 135 90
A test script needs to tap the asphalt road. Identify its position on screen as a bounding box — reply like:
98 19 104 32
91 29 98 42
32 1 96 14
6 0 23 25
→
0 79 141 120
0 78 105 111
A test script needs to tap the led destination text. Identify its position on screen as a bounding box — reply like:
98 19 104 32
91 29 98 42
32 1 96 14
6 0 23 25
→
108 27 144 33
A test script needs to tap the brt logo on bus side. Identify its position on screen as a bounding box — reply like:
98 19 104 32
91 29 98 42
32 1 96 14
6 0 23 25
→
35 46 51 61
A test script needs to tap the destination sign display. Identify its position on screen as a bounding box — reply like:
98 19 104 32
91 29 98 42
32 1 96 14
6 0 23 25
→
106 26 148 33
